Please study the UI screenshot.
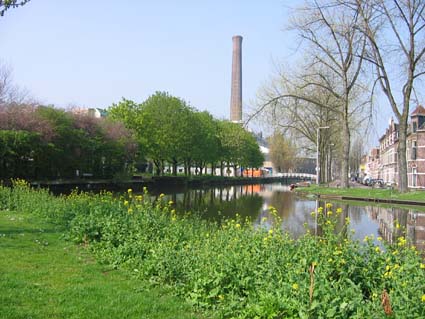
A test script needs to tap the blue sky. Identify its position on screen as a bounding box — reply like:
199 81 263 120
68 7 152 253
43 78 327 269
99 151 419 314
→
1 0 396 145
0 1 297 119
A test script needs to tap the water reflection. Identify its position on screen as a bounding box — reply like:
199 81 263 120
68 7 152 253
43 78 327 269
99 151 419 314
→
152 183 425 251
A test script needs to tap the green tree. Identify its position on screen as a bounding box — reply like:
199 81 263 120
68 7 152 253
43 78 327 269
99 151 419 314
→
0 130 43 179
138 92 195 176
217 121 263 176
192 111 221 175
241 133 265 173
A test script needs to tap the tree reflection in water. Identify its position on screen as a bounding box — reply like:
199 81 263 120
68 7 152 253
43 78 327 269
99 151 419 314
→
148 183 425 251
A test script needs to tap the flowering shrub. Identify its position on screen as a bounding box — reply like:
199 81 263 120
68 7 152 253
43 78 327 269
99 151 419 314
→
1 184 425 318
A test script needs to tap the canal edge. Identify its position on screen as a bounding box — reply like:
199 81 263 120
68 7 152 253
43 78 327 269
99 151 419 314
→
316 194 425 207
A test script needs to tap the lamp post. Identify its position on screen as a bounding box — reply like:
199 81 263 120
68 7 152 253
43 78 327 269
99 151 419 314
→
316 126 330 184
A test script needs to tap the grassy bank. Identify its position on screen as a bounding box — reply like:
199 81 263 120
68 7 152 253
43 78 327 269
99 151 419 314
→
297 185 425 203
0 211 204 318
1 181 425 318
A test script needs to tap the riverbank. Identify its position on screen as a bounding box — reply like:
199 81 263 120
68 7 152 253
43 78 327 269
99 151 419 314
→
22 175 310 194
296 185 425 206
0 210 206 319
2 181 425 318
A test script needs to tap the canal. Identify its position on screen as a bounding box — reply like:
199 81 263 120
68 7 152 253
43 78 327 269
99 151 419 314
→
145 182 425 251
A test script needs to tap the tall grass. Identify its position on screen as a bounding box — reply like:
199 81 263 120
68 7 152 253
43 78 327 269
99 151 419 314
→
1 181 425 318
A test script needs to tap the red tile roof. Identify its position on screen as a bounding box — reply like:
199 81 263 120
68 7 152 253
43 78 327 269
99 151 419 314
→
411 105 425 115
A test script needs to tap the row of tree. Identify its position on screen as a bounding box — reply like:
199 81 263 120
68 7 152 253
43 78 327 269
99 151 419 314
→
255 0 425 191
108 92 264 176
0 104 137 180
0 92 264 180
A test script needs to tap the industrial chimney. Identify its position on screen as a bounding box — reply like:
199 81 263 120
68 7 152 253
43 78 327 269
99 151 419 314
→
230 35 243 123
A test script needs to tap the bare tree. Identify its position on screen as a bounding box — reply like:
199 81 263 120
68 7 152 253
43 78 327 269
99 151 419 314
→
349 0 425 192
0 62 31 106
0 0 30 16
349 136 365 178
268 131 298 173
251 0 370 187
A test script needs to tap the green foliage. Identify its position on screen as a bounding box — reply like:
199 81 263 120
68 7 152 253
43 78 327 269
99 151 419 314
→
218 121 264 171
108 93 263 176
2 184 425 318
0 105 137 180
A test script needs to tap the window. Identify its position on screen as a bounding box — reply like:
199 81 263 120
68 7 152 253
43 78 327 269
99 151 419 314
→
413 122 417 133
413 167 417 187
412 141 417 160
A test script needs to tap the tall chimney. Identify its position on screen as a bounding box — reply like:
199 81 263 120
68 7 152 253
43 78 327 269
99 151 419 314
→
230 35 243 123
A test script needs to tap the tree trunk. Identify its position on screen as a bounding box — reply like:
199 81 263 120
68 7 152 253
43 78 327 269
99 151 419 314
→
398 120 408 192
172 159 178 176
340 110 350 188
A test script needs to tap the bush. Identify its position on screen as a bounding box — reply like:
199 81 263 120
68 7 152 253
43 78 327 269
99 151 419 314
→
2 184 425 318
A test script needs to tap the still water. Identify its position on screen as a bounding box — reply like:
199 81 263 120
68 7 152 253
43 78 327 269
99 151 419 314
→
149 183 425 251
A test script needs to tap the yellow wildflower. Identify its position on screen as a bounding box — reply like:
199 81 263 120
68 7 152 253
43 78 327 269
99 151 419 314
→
377 236 383 241
336 207 343 214
235 223 241 229
268 229 273 235
159 193 165 198
397 236 406 247
326 203 332 209
124 200 129 206
327 210 333 216
422 295 425 302
127 188 132 193
128 208 133 214
375 247 381 253
168 200 173 205
420 263 425 269
292 283 299 290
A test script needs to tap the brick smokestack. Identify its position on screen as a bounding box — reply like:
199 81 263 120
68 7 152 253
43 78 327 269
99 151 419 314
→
230 35 243 123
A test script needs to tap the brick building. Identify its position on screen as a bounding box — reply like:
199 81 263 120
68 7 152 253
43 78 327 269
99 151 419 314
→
379 118 399 185
360 148 380 182
362 105 425 188
406 105 425 188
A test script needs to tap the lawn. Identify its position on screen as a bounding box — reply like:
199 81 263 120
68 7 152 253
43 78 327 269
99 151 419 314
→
297 185 425 203
0 210 205 319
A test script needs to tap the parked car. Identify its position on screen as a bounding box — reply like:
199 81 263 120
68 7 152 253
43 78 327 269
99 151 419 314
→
363 176 371 185
371 179 384 188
